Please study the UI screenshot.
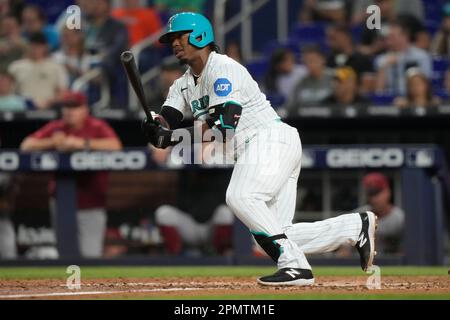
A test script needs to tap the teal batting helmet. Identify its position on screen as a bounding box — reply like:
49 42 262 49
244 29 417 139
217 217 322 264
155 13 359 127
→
159 12 215 48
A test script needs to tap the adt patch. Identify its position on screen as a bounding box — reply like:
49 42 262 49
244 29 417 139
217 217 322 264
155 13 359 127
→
214 78 232 97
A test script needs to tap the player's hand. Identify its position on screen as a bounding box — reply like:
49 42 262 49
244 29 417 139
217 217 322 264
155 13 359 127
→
63 136 85 151
51 132 67 151
141 118 174 149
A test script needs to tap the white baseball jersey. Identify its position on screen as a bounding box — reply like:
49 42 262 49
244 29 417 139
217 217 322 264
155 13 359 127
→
163 51 280 144
163 50 365 272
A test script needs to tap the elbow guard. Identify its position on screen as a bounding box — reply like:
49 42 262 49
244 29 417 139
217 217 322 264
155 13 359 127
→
207 101 242 131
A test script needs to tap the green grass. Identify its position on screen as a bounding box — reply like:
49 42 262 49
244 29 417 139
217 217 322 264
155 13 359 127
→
0 266 448 279
0 266 448 280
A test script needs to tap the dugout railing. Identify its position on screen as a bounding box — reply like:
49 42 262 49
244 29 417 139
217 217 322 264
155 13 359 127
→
0 145 447 267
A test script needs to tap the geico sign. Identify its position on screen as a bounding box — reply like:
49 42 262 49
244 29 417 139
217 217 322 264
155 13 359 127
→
70 151 147 170
0 152 19 171
327 148 404 168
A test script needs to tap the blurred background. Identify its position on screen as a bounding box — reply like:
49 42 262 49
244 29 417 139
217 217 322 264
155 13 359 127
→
0 0 449 267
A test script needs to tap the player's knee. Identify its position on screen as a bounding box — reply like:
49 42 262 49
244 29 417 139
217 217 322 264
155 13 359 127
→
155 205 179 226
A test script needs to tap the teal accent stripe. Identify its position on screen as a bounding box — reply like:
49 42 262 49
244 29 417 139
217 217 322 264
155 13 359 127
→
220 114 234 129
194 110 208 119
250 230 284 256
223 100 241 107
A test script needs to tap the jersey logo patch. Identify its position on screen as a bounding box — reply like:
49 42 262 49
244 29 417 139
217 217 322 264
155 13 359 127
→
214 78 232 97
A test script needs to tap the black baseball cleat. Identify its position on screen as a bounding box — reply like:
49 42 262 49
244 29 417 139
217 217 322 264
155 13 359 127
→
355 211 378 272
257 268 315 286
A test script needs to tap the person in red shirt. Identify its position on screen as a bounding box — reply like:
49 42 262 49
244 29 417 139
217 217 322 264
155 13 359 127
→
112 0 163 46
20 91 122 258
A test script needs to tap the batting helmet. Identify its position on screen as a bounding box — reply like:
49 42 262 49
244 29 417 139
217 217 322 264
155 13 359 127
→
159 12 215 48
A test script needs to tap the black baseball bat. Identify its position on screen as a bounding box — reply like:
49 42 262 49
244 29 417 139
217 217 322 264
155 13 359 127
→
120 51 153 121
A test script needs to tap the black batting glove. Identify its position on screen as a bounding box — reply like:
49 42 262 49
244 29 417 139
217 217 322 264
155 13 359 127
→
141 118 176 149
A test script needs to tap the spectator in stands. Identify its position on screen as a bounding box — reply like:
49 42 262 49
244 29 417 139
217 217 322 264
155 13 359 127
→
414 29 432 52
360 172 405 254
299 0 347 24
20 91 122 258
262 48 307 103
146 62 186 112
324 67 369 108
154 0 206 14
151 144 234 256
374 21 432 96
431 4 450 57
326 24 374 94
8 32 68 110
21 4 59 51
287 45 334 114
84 0 129 108
393 68 441 109
52 27 94 86
0 0 24 21
0 14 27 72
351 0 424 26
357 0 424 57
112 0 162 47
0 71 27 111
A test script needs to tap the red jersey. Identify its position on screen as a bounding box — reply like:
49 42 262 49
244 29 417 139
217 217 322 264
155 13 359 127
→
31 116 120 209
112 8 162 46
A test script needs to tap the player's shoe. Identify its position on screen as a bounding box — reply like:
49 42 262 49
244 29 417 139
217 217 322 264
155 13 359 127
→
355 211 378 272
257 268 315 286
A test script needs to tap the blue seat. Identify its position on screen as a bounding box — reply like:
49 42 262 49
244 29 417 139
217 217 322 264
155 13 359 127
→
263 38 301 58
431 57 449 88
265 93 286 109
246 58 269 82
291 23 326 45
370 93 396 106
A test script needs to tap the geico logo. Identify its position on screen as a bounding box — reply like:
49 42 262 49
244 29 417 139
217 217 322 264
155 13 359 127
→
327 148 404 168
0 152 19 171
70 152 147 170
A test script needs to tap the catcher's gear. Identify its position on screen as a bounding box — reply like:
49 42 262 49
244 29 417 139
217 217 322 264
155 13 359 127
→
159 12 214 48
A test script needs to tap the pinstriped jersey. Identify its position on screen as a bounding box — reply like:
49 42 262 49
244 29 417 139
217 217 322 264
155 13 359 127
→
163 51 280 142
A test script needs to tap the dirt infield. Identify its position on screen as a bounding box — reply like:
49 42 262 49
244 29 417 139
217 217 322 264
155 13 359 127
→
0 276 449 299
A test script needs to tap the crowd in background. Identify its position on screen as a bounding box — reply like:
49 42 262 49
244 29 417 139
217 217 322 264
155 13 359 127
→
1 0 449 260
0 0 448 115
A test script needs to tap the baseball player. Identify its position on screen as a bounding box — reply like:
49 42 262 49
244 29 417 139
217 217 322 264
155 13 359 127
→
142 12 377 286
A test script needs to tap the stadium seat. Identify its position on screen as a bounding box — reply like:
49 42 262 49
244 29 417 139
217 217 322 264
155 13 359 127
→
265 93 286 109
369 93 396 106
246 58 269 82
431 57 450 89
263 38 301 58
291 23 327 51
